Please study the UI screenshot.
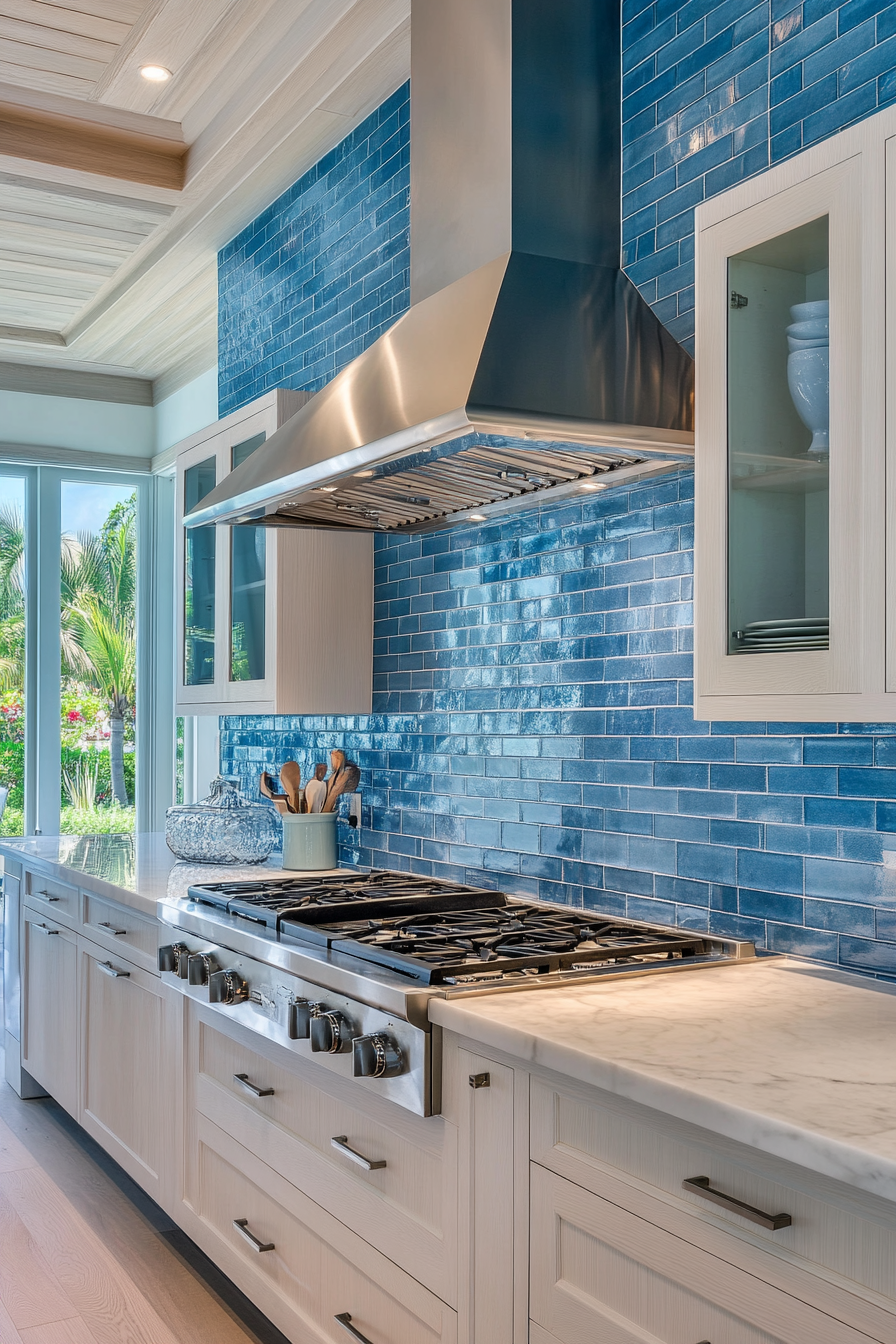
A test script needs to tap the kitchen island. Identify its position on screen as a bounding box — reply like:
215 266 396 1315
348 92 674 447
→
2 834 895 1343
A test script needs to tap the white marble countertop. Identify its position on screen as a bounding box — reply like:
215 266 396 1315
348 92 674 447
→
0 832 323 918
430 958 896 1204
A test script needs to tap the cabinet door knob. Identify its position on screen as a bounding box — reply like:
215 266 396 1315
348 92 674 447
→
683 1176 791 1231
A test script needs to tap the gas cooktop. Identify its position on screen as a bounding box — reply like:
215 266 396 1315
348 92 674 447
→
181 869 753 989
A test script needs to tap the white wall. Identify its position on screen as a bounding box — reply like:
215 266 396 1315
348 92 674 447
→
154 367 218 455
0 389 155 457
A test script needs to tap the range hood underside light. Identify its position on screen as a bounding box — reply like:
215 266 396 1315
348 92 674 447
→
241 441 682 533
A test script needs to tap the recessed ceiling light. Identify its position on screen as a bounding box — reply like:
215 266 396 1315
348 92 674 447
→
580 481 606 491
354 469 375 478
469 513 487 521
315 485 338 493
140 64 172 82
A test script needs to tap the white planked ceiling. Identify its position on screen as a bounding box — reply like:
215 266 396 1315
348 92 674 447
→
0 0 410 399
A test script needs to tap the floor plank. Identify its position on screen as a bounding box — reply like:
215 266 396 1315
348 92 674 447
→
0 1118 36 1175
19 1320 96 1344
0 1185 79 1330
0 1298 23 1344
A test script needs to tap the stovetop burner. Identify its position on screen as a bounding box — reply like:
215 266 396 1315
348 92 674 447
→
279 902 711 985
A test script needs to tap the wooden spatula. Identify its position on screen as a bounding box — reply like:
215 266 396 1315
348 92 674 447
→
280 761 302 815
304 763 327 814
322 763 360 812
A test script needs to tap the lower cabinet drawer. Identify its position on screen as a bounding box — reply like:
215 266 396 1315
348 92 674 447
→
193 1115 457 1344
81 893 159 972
530 1163 888 1344
531 1077 896 1307
24 871 79 927
190 1006 456 1303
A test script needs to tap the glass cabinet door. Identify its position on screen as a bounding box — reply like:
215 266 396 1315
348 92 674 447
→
727 215 830 657
183 457 217 686
229 432 266 683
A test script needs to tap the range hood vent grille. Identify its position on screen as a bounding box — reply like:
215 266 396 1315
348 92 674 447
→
252 438 673 533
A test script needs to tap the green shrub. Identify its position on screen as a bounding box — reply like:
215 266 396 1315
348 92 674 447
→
59 805 134 835
1 806 23 836
0 743 135 814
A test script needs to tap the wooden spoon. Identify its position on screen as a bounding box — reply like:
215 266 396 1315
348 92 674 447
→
322 763 360 812
304 763 327 814
272 796 291 816
280 761 302 815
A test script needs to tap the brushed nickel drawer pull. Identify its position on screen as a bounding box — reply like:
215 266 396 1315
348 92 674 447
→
97 961 130 979
36 890 60 901
98 920 127 935
234 1072 274 1098
232 1218 274 1252
331 1135 386 1170
683 1176 792 1230
335 1313 375 1344
33 923 59 936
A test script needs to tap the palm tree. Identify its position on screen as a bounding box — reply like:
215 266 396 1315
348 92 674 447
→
0 504 25 692
64 496 137 806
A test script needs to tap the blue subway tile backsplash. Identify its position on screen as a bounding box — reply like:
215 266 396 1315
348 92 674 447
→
621 0 896 350
217 84 409 417
217 57 896 980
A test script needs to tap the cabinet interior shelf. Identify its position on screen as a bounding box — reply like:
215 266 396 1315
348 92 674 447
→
731 453 829 493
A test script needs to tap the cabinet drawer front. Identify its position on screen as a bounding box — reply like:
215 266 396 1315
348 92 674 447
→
531 1164 881 1344
195 1117 455 1344
82 894 158 971
194 1012 454 1301
531 1078 896 1305
25 871 79 926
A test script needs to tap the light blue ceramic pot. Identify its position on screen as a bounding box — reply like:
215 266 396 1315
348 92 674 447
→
281 812 338 870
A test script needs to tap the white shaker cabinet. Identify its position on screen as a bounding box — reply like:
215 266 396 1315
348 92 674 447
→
174 388 374 716
694 104 896 721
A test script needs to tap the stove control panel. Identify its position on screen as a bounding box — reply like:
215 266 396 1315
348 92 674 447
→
156 928 435 1115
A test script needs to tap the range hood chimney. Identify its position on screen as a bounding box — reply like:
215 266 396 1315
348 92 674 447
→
188 0 695 534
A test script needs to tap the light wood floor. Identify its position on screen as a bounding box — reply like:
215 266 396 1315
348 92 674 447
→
0 1057 288 1344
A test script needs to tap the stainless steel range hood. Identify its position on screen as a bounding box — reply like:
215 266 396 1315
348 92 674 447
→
188 0 695 535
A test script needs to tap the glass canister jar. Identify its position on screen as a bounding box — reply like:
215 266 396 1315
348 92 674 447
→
165 775 279 864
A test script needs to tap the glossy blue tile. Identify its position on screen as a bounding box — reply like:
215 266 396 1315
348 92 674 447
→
737 848 803 894
804 897 876 935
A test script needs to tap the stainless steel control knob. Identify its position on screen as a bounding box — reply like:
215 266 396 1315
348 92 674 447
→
208 968 248 1005
187 952 218 986
287 999 324 1040
352 1033 404 1079
310 1009 351 1054
158 942 190 976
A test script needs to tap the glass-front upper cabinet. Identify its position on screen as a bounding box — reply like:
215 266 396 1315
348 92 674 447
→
694 120 881 722
174 389 375 717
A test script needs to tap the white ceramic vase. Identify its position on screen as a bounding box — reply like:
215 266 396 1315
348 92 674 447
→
787 346 829 455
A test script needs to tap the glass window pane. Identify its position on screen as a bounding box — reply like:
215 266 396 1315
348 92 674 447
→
60 482 136 835
727 215 829 656
0 476 26 836
184 457 217 686
230 433 266 683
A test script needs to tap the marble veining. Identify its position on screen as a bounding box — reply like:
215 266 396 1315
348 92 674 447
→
430 958 896 1203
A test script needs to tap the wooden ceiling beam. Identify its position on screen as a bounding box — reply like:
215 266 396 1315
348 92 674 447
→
0 98 187 190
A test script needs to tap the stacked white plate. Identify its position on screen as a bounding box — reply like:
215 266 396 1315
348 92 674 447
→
733 617 829 652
